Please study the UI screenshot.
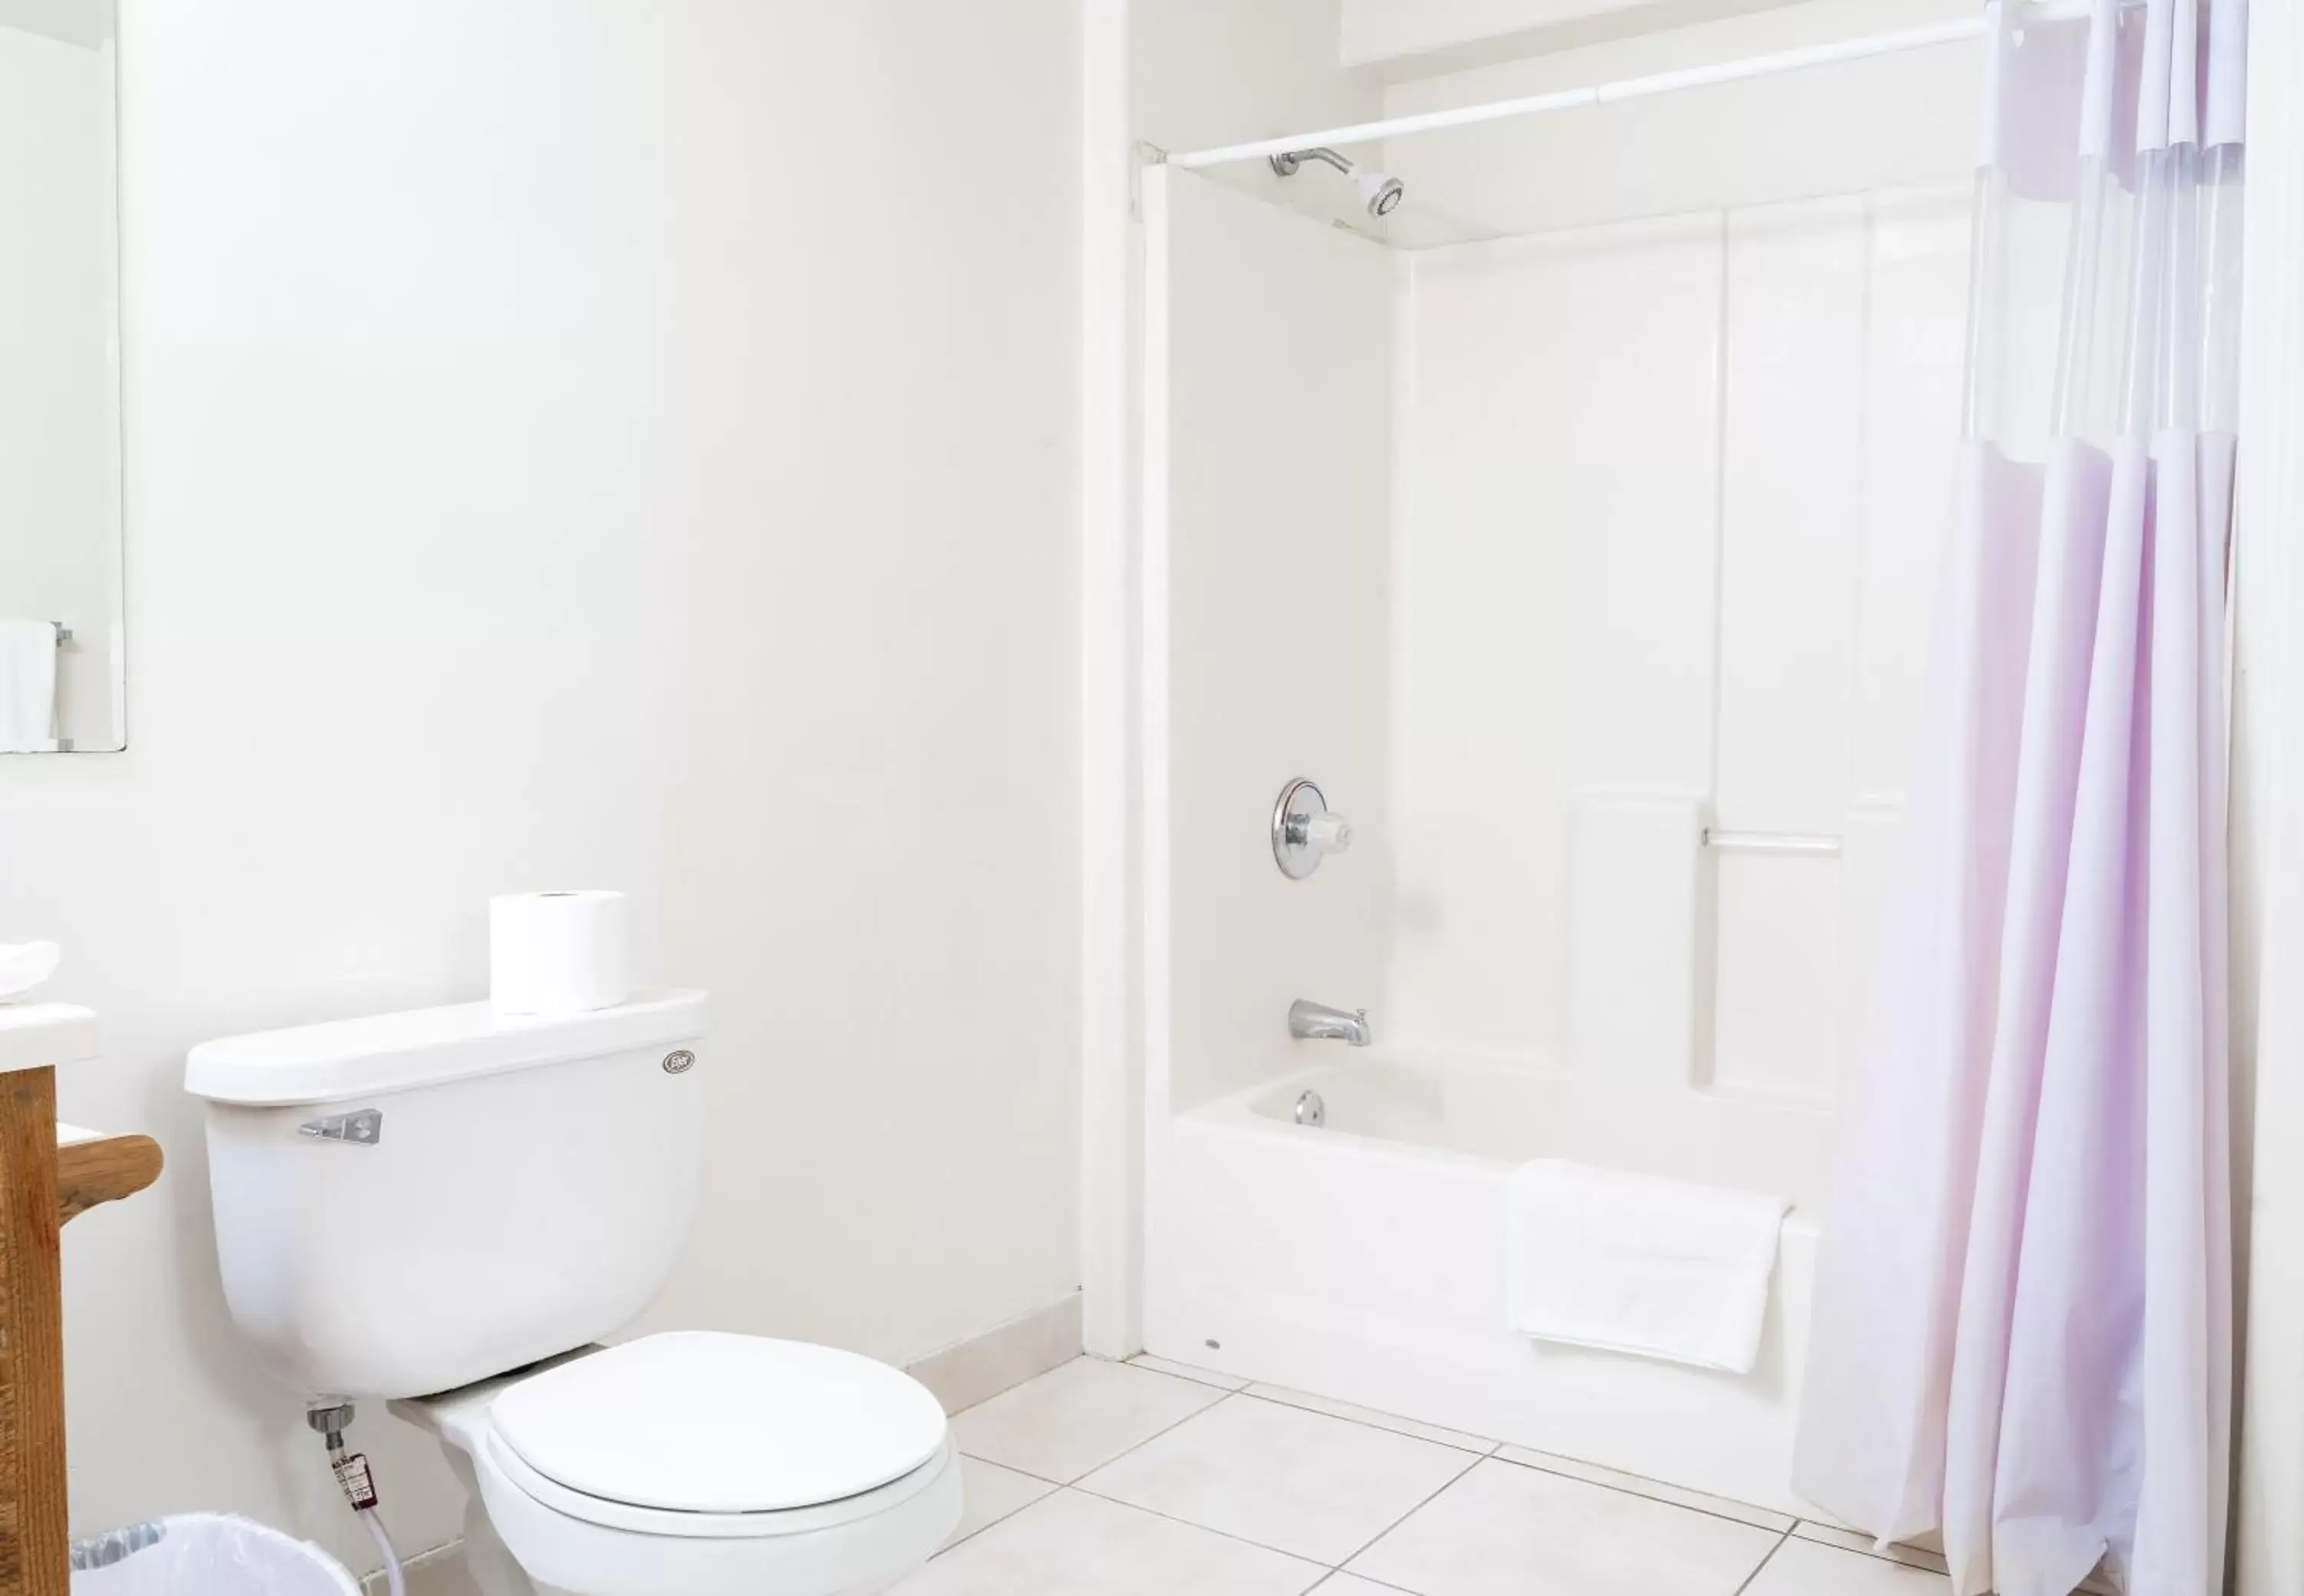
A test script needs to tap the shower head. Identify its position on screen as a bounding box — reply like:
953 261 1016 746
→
1357 170 1405 217
1268 147 1405 220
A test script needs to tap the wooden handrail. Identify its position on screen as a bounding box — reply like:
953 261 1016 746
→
0 1066 69 1596
57 1128 163 1227
0 1006 164 1596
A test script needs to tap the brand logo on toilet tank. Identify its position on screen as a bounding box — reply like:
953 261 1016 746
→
661 1050 696 1074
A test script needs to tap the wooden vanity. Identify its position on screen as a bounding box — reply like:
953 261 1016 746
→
0 1004 164 1596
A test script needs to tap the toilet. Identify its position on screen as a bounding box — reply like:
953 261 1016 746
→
185 990 962 1596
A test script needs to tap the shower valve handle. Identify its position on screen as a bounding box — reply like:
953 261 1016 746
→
1273 778 1352 879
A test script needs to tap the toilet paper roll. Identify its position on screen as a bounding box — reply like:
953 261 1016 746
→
490 890 629 1015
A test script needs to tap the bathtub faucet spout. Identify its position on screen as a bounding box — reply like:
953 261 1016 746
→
1289 999 1371 1048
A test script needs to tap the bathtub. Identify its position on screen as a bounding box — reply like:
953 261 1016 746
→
1144 1059 1822 1515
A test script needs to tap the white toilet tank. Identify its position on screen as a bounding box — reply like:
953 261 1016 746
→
186 990 707 1399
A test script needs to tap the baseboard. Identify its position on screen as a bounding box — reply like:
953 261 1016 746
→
903 1290 1084 1415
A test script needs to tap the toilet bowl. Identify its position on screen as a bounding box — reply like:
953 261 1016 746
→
396 1333 963 1596
184 991 964 1596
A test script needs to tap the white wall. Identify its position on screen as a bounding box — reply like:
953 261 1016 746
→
1132 0 1389 233
1134 9 1390 1115
1339 0 1849 67
0 18 121 749
1157 171 1394 1114
1343 0 1637 65
1074 0 1381 1355
1132 0 1379 159
2231 10 2304 1588
2 0 1081 1574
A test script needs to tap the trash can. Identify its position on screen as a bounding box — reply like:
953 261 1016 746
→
71 1514 359 1594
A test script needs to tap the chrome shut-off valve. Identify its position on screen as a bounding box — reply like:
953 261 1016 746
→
1273 778 1354 879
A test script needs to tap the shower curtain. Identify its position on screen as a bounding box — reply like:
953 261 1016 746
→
1793 4 2246 1595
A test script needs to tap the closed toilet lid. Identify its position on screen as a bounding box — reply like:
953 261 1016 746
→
488 1331 950 1513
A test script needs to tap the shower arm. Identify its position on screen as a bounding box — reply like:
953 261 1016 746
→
1268 147 1356 178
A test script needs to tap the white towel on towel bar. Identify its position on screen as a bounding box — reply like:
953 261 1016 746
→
1507 1160 1789 1373
0 620 58 753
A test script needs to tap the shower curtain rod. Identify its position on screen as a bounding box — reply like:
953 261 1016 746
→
1166 1 2117 171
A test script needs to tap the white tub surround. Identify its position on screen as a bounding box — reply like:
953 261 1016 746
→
1140 87 1963 1518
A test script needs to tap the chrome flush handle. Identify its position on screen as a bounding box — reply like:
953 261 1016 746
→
299 1109 383 1145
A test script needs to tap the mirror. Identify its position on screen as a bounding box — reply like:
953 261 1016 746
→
0 0 122 752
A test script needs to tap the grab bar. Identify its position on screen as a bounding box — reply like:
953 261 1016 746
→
1701 827 1841 856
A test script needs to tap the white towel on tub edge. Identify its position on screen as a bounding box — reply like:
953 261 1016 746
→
1507 1158 1789 1374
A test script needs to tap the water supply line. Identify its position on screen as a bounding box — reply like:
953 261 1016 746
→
308 1399 406 1596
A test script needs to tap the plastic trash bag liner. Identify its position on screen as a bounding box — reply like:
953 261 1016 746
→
71 1513 359 1594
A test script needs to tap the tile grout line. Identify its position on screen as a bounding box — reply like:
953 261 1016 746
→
1036 1356 1500 1459
956 1359 1813 1587
1060 1481 1335 1571
1484 1447 1793 1534
1123 1356 1501 1457
1731 1526 1798 1596
1319 1572 1422 1596
1067 1386 1244 1482
958 1363 1494 1576
1026 1374 1485 1574
1122 1353 1247 1393
952 1361 1239 1490
1328 1445 1488 1574
1303 1568 1425 1595
1233 1386 1501 1458
1115 1360 1794 1524
1726 1530 1794 1596
954 1452 1070 1488
946 1432 1331 1573
360 1540 462 1595
1088 1363 1494 1572
936 1510 1022 1555
935 1464 1061 1554
1787 1521 1951 1575
972 1356 1780 1517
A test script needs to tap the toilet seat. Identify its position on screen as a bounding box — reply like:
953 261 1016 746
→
484 1430 957 1539
468 1420 962 1596
414 1334 965 1596
485 1331 951 1532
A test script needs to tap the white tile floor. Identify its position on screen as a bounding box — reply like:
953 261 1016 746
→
896 1355 1958 1596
